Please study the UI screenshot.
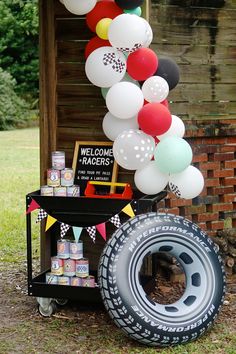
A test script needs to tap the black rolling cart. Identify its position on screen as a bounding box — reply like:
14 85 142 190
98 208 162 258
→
26 190 167 316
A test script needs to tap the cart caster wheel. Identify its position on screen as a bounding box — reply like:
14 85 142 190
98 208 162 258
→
55 298 68 306
38 302 57 317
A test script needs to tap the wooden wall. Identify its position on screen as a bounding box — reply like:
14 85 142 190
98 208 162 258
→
39 0 236 241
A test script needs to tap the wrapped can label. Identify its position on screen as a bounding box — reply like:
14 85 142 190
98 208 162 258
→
61 168 74 187
76 258 89 278
58 275 70 286
63 259 76 277
67 185 80 197
40 185 54 196
69 241 83 260
57 239 70 259
54 186 67 197
46 272 58 284
51 257 64 276
81 276 95 288
52 151 65 170
71 277 83 287
47 169 60 187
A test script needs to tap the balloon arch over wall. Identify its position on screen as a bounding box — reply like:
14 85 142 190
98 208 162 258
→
61 0 204 200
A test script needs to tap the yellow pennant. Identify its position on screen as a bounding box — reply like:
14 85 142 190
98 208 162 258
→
122 203 135 218
45 215 57 231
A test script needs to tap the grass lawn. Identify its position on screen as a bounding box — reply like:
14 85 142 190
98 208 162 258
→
0 128 40 262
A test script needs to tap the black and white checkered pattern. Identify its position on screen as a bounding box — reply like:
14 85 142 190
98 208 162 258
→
36 209 48 223
110 214 121 228
86 226 96 243
117 43 142 54
60 223 70 238
103 53 125 73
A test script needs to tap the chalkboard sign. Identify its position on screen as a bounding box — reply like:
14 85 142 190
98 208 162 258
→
72 141 118 195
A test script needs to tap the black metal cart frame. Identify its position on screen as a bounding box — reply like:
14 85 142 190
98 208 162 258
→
26 190 167 305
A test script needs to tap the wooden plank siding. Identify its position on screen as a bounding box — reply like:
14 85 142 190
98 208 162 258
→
39 1 236 270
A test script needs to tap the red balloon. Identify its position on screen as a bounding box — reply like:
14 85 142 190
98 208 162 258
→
127 48 158 81
138 103 172 136
85 36 111 59
161 99 169 109
86 1 123 32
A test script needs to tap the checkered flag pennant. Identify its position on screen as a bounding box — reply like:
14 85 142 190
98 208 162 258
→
86 226 96 243
110 214 121 228
60 223 70 238
36 209 48 223
102 53 125 73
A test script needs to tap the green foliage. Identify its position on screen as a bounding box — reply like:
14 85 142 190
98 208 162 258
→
0 67 31 130
0 0 39 97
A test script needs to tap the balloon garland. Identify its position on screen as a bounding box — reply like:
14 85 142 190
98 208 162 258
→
61 0 204 200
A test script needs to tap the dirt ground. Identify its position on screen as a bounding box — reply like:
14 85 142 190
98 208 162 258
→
0 261 236 354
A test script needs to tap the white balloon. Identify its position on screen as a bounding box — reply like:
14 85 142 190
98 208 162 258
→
113 129 155 170
157 115 185 140
102 112 139 141
169 165 204 199
142 19 153 47
85 47 126 88
108 14 147 53
101 73 139 100
106 82 144 119
64 0 96 15
142 76 169 103
134 161 169 195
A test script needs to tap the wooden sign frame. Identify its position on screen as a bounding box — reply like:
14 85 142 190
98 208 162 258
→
72 141 118 195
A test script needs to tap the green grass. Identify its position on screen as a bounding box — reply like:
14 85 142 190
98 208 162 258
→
0 128 40 261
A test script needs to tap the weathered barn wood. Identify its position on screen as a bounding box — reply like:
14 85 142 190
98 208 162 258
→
39 0 236 269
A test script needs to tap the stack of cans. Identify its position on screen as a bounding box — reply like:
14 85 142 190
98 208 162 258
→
45 239 96 288
40 151 80 197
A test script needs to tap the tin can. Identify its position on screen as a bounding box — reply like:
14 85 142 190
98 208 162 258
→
61 168 74 187
47 169 60 187
46 272 58 284
54 186 67 197
67 185 80 197
52 151 65 170
75 258 89 278
69 241 83 260
40 185 54 196
63 259 76 276
57 239 70 259
71 276 83 287
51 257 64 276
58 275 70 286
81 276 95 288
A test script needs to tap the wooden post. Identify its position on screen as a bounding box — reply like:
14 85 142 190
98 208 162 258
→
39 0 57 269
143 0 150 22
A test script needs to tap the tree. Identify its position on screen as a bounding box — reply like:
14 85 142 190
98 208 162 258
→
0 0 39 98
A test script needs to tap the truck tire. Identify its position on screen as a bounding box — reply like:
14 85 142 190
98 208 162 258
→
98 213 226 346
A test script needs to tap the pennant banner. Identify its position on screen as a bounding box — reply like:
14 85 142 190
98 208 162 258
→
110 214 121 228
26 199 40 214
36 209 48 223
60 223 70 238
73 226 83 242
86 226 96 243
45 215 57 231
96 223 106 241
122 203 135 218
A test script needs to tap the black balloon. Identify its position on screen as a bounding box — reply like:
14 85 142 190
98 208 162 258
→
115 0 144 10
155 57 180 90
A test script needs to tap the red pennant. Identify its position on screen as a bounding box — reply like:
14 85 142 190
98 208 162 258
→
96 223 106 241
26 199 40 214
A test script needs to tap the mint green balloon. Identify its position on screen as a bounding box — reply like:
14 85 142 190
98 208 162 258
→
154 137 193 174
124 7 142 17
101 87 109 100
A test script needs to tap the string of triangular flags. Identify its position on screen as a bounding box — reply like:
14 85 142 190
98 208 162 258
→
26 198 135 243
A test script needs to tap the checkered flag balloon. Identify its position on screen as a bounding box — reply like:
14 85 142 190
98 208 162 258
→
86 226 96 243
60 223 70 238
36 209 48 223
110 214 121 228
